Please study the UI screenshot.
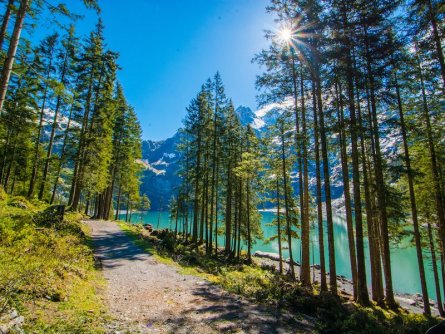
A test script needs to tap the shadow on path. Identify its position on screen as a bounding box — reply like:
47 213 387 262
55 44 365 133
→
89 222 154 270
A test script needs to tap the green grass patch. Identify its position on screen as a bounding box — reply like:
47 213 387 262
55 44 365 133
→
0 190 108 333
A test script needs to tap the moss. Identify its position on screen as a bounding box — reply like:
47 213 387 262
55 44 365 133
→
0 198 108 333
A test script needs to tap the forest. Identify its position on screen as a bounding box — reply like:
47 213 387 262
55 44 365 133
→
0 0 444 333
0 0 145 219
172 0 445 318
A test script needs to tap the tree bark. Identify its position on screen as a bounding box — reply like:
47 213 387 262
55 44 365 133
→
394 72 430 315
335 77 358 299
426 0 445 91
280 121 295 279
427 219 445 316
417 50 445 272
312 78 327 291
0 0 14 53
0 0 29 112
276 177 283 274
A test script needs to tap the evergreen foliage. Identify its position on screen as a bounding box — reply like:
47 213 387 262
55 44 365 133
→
0 2 144 221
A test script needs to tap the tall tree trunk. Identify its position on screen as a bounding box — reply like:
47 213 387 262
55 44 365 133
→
29 41 57 198
394 73 430 315
192 133 202 243
427 219 445 316
232 186 238 259
289 53 305 250
0 0 14 53
38 93 61 200
246 179 251 263
0 129 11 184
0 0 29 112
280 121 295 279
225 163 232 253
115 181 122 220
70 63 99 210
316 67 336 294
237 177 242 260
298 66 311 286
209 105 218 254
417 50 445 272
3 142 16 190
68 110 88 207
335 77 358 299
51 104 74 204
214 161 219 255
358 82 384 305
364 82 385 304
425 0 445 90
276 178 283 274
39 42 71 200
363 28 389 307
312 79 327 291
125 194 130 222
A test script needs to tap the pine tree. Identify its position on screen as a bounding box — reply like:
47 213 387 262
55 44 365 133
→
39 26 78 200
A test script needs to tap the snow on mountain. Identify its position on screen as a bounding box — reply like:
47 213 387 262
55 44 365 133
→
141 103 402 212
250 98 293 130
141 132 182 210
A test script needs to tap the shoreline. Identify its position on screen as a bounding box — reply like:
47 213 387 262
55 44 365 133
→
253 251 441 317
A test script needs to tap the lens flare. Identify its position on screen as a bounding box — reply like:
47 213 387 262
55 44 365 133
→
278 28 292 43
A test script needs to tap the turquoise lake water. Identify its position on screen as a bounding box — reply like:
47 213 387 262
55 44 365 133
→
120 210 442 300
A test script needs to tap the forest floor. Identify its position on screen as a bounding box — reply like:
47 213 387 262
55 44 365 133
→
85 220 316 334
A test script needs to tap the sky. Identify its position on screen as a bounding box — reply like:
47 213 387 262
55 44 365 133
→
28 0 276 141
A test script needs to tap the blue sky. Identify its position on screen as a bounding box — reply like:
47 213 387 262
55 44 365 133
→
29 0 276 140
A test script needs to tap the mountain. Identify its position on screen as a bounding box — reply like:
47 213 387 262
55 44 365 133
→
235 106 256 126
141 106 256 210
140 132 181 210
140 104 401 213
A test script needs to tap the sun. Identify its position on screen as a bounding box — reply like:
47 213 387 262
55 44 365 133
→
278 27 293 43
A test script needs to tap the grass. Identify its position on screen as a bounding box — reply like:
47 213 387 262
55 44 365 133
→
116 220 441 334
0 189 108 333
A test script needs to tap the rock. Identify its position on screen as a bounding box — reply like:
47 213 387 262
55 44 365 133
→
11 201 27 209
9 310 17 320
0 324 8 334
253 251 281 261
12 316 24 326
341 289 351 296
409 300 417 306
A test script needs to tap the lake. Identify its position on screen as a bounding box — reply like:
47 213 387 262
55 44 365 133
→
120 210 442 301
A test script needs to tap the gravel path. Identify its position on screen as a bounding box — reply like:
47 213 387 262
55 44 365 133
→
85 220 315 334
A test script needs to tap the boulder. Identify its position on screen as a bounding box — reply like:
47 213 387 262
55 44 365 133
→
253 251 281 261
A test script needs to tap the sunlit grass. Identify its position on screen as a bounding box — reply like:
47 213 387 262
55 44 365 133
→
0 192 108 333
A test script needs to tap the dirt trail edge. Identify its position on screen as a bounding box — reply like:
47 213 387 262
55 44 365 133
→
85 220 315 334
